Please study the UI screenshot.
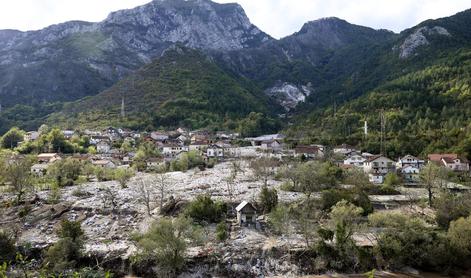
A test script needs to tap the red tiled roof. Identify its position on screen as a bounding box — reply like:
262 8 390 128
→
428 154 457 162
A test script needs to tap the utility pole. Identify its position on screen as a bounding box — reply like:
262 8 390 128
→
380 110 386 155
121 96 125 118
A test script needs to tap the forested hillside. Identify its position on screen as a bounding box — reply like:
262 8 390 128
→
46 47 281 135
287 50 471 158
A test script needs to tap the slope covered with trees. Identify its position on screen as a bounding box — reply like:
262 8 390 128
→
47 46 281 134
288 49 471 158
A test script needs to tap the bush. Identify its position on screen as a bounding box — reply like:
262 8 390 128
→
435 193 471 229
114 168 135 188
280 181 295 192
44 220 84 273
321 189 373 216
185 195 227 223
363 185 401 195
0 230 16 263
259 187 278 213
216 221 228 241
384 173 401 187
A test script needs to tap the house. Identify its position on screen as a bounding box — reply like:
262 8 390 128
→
397 155 425 169
37 153 61 164
344 154 367 168
248 134 285 147
189 141 209 152
190 131 211 143
146 157 163 169
62 130 75 139
31 164 48 176
96 141 111 154
400 165 421 183
260 140 283 152
333 144 358 155
441 157 470 172
428 154 470 172
92 159 116 169
162 143 189 158
207 144 224 158
24 131 39 142
295 145 324 159
150 131 169 142
363 155 396 184
90 135 110 145
236 201 257 226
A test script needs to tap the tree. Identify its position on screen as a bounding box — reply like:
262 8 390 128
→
0 156 33 204
48 158 82 186
0 127 24 149
46 128 72 153
259 186 278 213
155 167 170 212
268 205 292 235
297 161 342 199
44 220 84 273
225 161 243 212
185 195 226 223
329 200 363 246
137 177 156 216
114 167 135 188
38 124 50 135
0 230 16 263
384 173 401 187
434 192 471 229
250 157 278 188
448 216 471 257
420 163 447 207
134 216 202 277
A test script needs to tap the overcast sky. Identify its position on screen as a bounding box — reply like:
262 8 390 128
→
0 0 470 38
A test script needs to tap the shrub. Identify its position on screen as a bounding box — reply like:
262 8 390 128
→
134 216 202 276
44 220 84 273
114 168 135 188
0 230 16 263
435 193 471 229
321 189 373 216
259 187 278 213
185 195 227 223
216 221 228 241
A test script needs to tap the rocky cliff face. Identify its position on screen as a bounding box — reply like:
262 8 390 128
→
398 26 451 58
0 0 271 107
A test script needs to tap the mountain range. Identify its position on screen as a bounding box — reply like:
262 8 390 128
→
1 0 471 157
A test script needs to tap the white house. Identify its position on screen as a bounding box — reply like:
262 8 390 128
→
150 131 169 142
97 141 111 154
295 145 324 159
248 134 285 146
344 154 367 168
400 165 421 183
363 155 396 184
396 155 425 169
24 131 39 142
189 141 209 152
62 130 75 139
260 140 283 152
162 144 189 158
207 144 224 158
92 160 116 169
333 144 358 155
441 157 470 172
236 201 257 226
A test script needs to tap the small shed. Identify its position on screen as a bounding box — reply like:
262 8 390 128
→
236 201 257 226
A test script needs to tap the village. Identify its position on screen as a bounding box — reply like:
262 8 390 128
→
20 127 471 186
1 125 471 277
